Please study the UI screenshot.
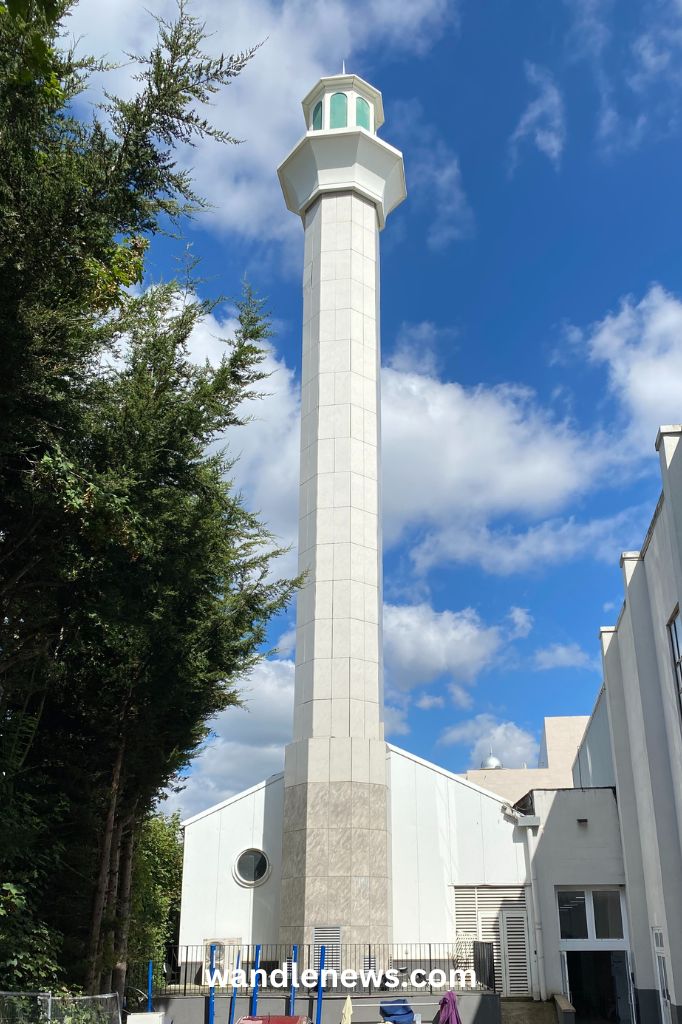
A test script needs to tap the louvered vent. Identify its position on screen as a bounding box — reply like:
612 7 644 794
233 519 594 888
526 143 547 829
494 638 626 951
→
313 926 342 973
503 914 531 995
453 886 530 996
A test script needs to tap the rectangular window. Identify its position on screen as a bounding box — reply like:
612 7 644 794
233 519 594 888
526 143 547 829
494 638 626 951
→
669 609 682 700
593 889 624 939
558 890 588 939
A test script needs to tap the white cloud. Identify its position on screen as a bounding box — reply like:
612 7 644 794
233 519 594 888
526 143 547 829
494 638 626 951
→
412 506 649 576
508 607 533 638
381 367 603 546
439 713 539 769
416 693 445 710
184 304 301 576
275 624 297 657
65 0 454 245
233 350 300 573
387 321 456 376
585 284 682 453
188 317 612 577
186 312 644 582
391 99 474 249
185 283 668 587
448 684 474 709
383 602 502 691
565 0 612 62
561 0 682 152
533 642 600 672
384 705 410 736
509 62 566 172
627 0 682 121
164 657 294 819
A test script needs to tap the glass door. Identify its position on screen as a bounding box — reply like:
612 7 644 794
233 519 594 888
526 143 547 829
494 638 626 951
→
657 954 673 1024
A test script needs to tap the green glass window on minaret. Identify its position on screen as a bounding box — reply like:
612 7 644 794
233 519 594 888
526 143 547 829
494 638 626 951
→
356 95 370 130
312 100 322 131
330 91 347 129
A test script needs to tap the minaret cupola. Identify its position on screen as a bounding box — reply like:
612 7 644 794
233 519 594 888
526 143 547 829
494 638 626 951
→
278 72 405 230
302 73 384 134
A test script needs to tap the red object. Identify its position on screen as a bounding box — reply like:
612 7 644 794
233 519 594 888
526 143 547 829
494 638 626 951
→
238 1017 309 1024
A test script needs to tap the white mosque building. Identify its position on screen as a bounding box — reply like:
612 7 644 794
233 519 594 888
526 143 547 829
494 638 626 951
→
177 74 682 1024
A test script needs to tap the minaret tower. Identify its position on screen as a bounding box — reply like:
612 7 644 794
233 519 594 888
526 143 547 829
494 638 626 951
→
278 75 406 946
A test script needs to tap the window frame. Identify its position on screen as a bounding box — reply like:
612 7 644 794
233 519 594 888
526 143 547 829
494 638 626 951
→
233 847 271 888
667 606 682 711
556 886 629 951
330 91 348 130
356 95 371 131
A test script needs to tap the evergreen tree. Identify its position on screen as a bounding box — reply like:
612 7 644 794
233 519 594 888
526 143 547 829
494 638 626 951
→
0 0 297 995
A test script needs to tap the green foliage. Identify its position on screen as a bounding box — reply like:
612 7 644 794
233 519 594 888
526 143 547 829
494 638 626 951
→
0 0 295 998
0 0 64 95
128 814 184 976
0 882 61 989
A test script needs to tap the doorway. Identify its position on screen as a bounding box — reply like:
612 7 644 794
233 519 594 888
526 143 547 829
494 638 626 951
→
565 951 632 1024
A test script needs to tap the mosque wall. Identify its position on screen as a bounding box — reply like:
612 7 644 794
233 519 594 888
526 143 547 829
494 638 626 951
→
571 687 614 789
178 773 284 951
388 746 528 944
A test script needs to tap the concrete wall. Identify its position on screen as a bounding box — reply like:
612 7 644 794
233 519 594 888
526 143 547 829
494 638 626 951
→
156 991 501 1024
539 717 591 772
388 746 527 943
466 716 589 804
179 746 528 953
572 688 615 789
179 774 284 948
528 788 625 999
581 425 682 1024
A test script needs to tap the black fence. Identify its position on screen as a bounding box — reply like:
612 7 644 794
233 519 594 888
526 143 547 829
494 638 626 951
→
131 942 495 997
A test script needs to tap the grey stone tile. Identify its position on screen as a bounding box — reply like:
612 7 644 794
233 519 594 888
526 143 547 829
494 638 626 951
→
351 875 369 925
305 828 329 876
351 781 370 828
328 827 352 876
329 781 353 828
306 782 329 829
351 827 370 877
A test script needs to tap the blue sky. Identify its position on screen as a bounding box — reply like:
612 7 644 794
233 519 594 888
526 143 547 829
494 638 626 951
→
68 0 682 815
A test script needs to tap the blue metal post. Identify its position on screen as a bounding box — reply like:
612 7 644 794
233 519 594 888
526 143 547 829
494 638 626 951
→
315 946 326 1024
250 945 262 1016
228 950 241 1024
288 945 298 1016
208 944 216 1024
147 959 154 1012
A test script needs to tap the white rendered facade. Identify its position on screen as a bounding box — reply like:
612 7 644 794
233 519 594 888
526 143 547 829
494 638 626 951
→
572 426 682 1024
178 747 628 1006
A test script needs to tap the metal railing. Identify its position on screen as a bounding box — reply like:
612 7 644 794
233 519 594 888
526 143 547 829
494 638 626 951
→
132 942 495 997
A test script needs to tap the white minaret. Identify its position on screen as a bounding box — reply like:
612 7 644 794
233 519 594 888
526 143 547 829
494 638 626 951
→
278 74 406 947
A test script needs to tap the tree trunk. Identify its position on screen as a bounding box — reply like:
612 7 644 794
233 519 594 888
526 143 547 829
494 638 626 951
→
86 738 125 993
112 818 136 1007
100 817 124 993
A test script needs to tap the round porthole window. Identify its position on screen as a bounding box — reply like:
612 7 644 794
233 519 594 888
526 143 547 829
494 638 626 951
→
234 848 270 887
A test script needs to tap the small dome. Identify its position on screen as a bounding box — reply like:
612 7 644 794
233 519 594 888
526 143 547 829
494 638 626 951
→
481 751 503 769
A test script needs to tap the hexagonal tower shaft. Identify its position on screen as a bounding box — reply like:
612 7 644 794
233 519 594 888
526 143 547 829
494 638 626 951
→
277 75 406 947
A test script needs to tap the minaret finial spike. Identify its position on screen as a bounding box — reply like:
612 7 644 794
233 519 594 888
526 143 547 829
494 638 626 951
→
342 59 346 74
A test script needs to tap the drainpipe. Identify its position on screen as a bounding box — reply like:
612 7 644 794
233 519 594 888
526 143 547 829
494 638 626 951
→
524 821 547 1001
502 805 547 1002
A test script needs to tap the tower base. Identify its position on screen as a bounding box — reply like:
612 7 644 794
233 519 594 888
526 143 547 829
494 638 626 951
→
279 737 392 945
